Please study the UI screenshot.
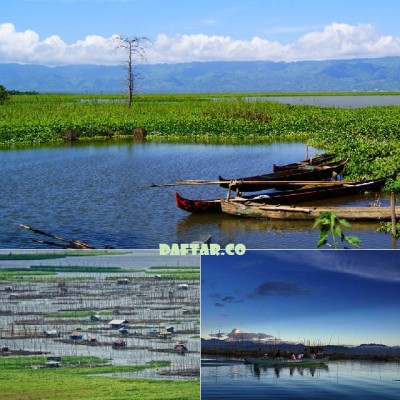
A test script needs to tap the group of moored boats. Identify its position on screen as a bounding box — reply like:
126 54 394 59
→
244 356 330 367
173 153 398 221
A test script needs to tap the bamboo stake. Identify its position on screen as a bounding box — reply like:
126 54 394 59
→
20 224 94 249
390 192 397 236
147 179 355 188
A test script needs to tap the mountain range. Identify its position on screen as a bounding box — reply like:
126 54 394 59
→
2 56 400 93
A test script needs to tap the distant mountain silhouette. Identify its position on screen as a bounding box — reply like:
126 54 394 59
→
2 57 400 93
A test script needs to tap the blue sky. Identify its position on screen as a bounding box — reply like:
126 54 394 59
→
201 250 400 346
2 0 400 65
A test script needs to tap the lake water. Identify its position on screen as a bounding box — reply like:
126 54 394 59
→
246 95 400 108
0 141 398 249
201 360 400 399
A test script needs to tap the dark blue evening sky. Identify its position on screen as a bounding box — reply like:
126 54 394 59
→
201 250 400 346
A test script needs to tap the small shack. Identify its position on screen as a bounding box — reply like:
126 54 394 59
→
119 328 129 335
174 342 188 354
112 339 127 348
108 319 129 329
117 278 130 285
46 355 61 367
69 331 83 340
158 331 172 339
44 329 59 338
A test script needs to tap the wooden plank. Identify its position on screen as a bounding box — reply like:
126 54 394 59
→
149 179 354 188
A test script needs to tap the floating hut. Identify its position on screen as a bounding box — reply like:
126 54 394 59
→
117 278 130 285
159 331 173 339
44 329 59 338
108 319 129 329
69 331 83 340
112 339 127 348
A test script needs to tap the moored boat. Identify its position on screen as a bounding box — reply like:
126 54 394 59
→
175 192 221 213
219 157 348 192
220 200 400 221
244 357 329 366
273 153 336 172
175 174 393 214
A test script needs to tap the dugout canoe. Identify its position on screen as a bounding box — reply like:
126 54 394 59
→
244 357 329 366
175 192 221 214
273 153 336 172
219 157 348 192
175 174 392 214
220 200 400 221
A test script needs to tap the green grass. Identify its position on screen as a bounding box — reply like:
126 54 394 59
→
0 251 125 261
149 266 200 270
0 356 199 400
44 310 113 318
29 265 123 273
145 270 200 280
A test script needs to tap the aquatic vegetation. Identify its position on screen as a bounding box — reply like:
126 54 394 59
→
313 211 361 249
2 93 400 183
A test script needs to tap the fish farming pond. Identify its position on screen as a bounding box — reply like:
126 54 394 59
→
0 251 200 381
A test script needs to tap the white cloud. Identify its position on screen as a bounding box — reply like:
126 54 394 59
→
1 22 400 65
0 23 122 65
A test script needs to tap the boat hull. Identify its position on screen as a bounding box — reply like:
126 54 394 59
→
176 174 391 214
175 192 221 213
273 153 336 172
220 158 348 192
221 200 400 221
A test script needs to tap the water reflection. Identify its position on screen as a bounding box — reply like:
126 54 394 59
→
250 363 329 380
201 361 400 399
0 141 398 249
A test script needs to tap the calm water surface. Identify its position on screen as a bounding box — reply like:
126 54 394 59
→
201 360 400 399
0 142 397 249
247 95 400 108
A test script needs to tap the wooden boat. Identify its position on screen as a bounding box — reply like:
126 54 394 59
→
273 153 336 172
244 357 329 366
175 174 392 214
221 200 400 221
219 157 348 192
175 192 221 213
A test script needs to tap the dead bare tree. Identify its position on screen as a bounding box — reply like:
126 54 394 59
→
110 35 150 107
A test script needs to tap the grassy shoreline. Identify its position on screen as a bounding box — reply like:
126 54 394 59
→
2 92 400 187
0 356 199 400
